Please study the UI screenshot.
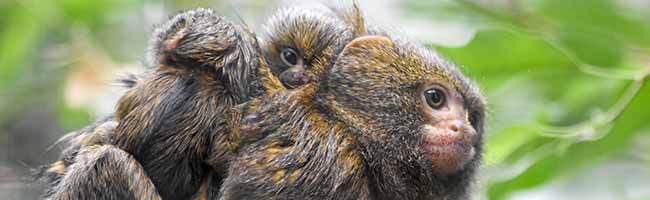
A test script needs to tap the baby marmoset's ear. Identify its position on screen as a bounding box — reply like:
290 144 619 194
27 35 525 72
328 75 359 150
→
145 8 267 99
148 8 258 77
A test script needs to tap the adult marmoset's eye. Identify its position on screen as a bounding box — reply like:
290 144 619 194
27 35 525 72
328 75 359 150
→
424 88 446 109
280 48 300 66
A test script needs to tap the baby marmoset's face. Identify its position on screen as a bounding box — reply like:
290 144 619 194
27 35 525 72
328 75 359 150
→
259 7 353 89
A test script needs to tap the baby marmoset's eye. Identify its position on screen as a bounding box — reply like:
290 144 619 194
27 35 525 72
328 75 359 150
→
280 48 301 66
424 87 446 109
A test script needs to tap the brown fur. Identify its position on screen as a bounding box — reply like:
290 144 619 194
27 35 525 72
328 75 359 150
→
219 20 486 199
38 4 485 200
37 8 282 200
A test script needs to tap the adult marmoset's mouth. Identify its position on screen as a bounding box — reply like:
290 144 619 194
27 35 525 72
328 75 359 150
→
421 123 477 175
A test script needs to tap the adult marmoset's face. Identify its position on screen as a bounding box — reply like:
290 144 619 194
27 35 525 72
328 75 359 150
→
324 36 485 176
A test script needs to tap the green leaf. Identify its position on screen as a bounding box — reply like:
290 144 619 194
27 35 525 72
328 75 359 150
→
58 105 92 132
536 0 650 47
485 125 540 165
435 29 575 91
0 6 45 89
488 80 650 200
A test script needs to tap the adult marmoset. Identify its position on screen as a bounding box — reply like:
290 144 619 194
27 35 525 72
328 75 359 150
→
219 33 486 199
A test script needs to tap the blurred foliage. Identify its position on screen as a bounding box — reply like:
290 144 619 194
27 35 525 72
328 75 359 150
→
1 0 649 199
404 0 650 199
0 0 139 131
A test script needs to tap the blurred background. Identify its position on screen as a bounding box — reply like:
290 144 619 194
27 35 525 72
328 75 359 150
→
1 0 649 199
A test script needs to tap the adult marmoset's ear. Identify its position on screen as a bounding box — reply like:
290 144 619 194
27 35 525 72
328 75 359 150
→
320 36 396 116
338 36 393 67
328 36 395 79
343 36 393 59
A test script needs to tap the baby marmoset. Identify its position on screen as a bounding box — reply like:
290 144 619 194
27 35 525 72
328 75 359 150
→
260 6 354 88
37 8 282 200
37 5 356 200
